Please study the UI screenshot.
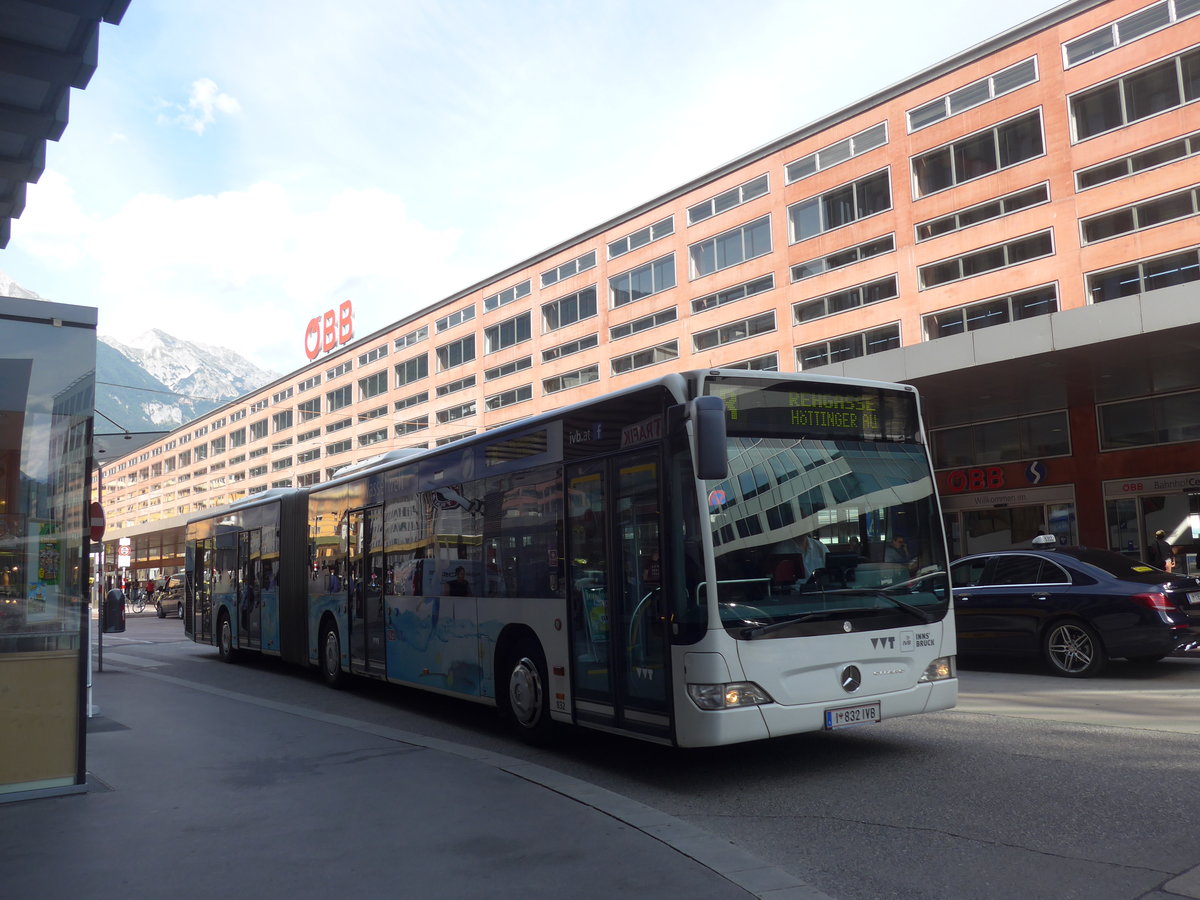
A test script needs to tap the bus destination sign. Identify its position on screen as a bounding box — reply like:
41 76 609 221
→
710 380 916 442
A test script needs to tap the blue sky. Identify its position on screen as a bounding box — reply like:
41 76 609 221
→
3 0 1063 377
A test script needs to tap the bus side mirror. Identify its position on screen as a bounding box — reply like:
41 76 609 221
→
691 395 728 481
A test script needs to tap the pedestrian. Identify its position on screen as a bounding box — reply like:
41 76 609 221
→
1146 529 1175 572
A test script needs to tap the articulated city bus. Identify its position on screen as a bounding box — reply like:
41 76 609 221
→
184 369 956 747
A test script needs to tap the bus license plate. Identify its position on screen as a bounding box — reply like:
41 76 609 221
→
825 701 881 730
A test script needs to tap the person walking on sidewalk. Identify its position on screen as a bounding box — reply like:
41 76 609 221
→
1146 529 1175 573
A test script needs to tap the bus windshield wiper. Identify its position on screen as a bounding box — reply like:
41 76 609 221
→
859 589 935 623
742 612 828 639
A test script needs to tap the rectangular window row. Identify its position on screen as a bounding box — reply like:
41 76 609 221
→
543 364 599 395
436 374 476 397
542 285 596 332
1064 0 1200 68
913 111 1043 198
931 410 1070 468
611 340 678 375
484 280 530 313
907 58 1038 131
791 234 894 282
608 216 673 259
1081 184 1200 244
693 311 775 353
794 275 898 323
394 325 428 350
1071 47 1200 141
919 230 1054 289
436 304 475 332
798 324 900 371
396 354 428 387
1098 387 1200 450
916 183 1049 242
485 384 532 411
359 344 388 366
611 254 676 308
785 122 887 183
485 312 531 353
541 250 596 288
1088 245 1200 303
789 170 891 242
1076 130 1200 190
688 174 769 225
543 333 597 362
689 215 772 279
691 273 774 314
924 284 1058 340
484 356 532 381
610 307 677 341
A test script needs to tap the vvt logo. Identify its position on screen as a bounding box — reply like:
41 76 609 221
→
871 637 895 650
1026 460 1047 484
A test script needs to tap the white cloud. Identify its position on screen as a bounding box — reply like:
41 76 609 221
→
158 78 242 135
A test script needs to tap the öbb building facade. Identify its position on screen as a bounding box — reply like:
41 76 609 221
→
99 0 1200 575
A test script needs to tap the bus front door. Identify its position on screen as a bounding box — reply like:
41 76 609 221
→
347 506 386 678
237 529 262 651
567 451 671 740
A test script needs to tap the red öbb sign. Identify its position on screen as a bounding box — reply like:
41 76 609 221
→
304 300 354 360
944 466 1006 494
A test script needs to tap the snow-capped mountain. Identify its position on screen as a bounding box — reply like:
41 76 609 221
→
99 330 279 431
0 271 42 300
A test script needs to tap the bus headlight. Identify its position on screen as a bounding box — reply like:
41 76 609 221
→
918 656 956 682
687 682 773 710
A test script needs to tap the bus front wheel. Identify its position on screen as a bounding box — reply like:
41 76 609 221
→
504 638 552 742
320 621 344 689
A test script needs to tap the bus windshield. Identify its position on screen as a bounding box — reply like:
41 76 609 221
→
703 379 949 638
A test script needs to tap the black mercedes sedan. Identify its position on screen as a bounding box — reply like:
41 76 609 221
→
951 547 1200 677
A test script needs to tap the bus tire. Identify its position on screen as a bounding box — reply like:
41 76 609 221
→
320 620 344 689
503 637 552 742
217 611 237 663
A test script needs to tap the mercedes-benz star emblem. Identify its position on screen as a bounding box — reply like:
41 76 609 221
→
841 665 862 693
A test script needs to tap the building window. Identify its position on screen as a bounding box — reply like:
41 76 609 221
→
248 464 268 478
931 411 1071 467
327 439 352 455
359 344 388 366
912 111 1044 197
724 353 779 371
611 340 679 375
542 333 598 362
326 418 351 434
542 286 597 332
229 428 246 448
484 280 531 313
297 397 320 421
907 58 1038 131
272 456 293 472
395 325 429 349
193 444 208 461
437 401 476 424
689 215 772 279
298 373 321 392
250 399 268 412
687 174 769 225
543 364 599 395
791 235 895 281
271 437 293 452
485 384 532 410
249 419 268 441
297 428 320 443
395 390 429 411
1076 131 1200 190
1087 246 1200 303
395 416 429 436
358 370 388 401
798 324 900 370
1099 388 1200 450
1070 47 1200 141
436 304 475 332
484 356 532 381
484 312 531 353
541 250 596 288
794 275 899 323
436 375 476 397
358 428 388 447
924 285 1058 340
395 353 429 387
436 431 475 446
210 436 226 456
608 216 674 259
326 360 352 379
919 230 1054 289
691 274 774 314
272 387 293 404
693 311 775 352
788 170 891 242
297 447 321 464
786 122 888 182
326 385 352 412
297 471 320 487
610 254 676 308
916 184 1050 242
1081 186 1200 244
610 307 677 341
1064 0 1200 68
359 405 387 420
436 335 476 371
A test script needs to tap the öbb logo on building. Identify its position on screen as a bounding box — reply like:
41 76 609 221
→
304 300 354 360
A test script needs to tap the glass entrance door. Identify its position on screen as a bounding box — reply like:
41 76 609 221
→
566 451 669 737
347 506 386 676
237 529 262 651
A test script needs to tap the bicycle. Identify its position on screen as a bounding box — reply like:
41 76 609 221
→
127 589 147 614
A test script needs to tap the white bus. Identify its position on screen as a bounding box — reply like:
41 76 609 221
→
185 369 956 747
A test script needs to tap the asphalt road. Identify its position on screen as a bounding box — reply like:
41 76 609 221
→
95 616 1200 900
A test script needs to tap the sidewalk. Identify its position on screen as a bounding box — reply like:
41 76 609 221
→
1 659 829 900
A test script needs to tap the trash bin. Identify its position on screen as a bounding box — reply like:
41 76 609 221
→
103 588 126 633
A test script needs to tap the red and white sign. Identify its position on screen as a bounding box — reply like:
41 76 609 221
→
304 300 354 360
89 501 106 543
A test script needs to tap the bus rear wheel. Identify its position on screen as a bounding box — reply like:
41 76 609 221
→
504 638 552 742
217 612 236 663
320 621 344 689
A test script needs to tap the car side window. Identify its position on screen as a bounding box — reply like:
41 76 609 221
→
1035 559 1071 585
987 555 1043 586
951 558 988 587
